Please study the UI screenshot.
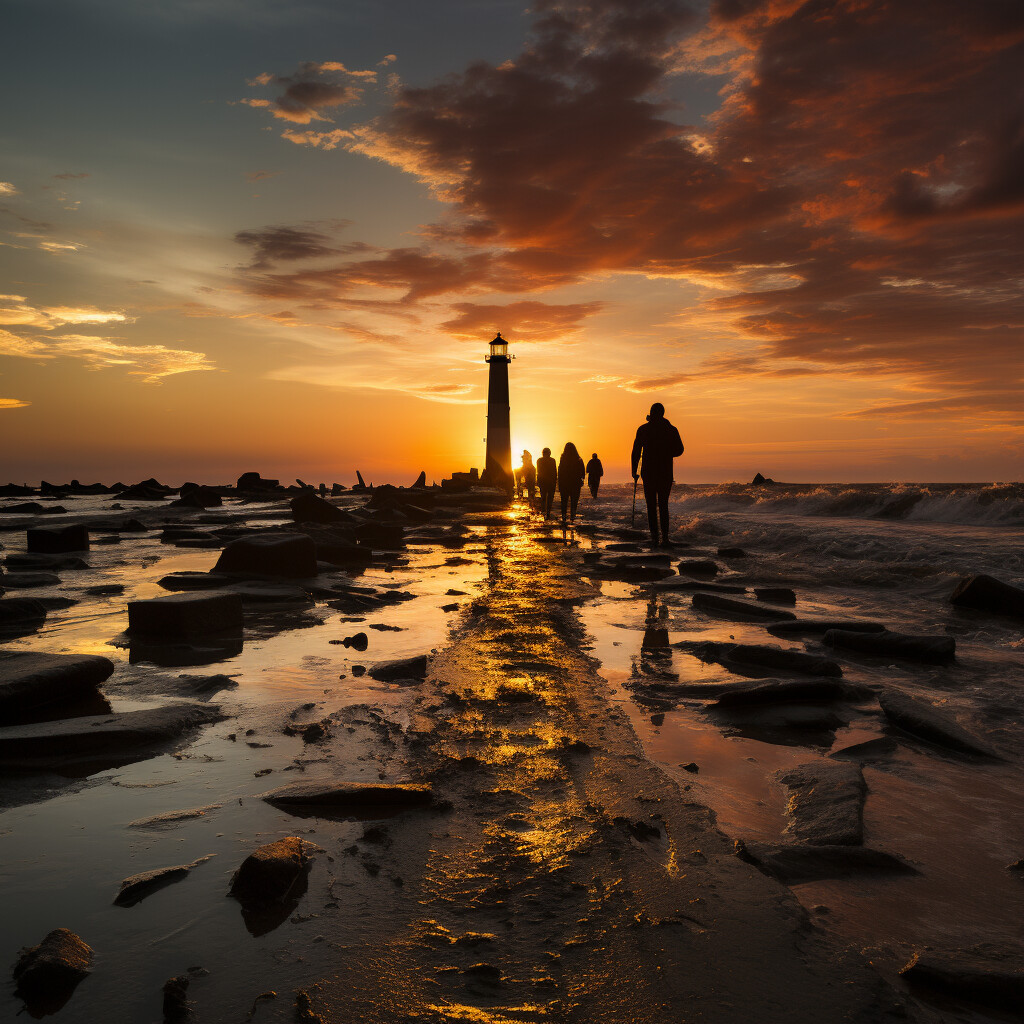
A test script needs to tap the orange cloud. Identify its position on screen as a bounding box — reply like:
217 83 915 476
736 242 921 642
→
441 300 604 341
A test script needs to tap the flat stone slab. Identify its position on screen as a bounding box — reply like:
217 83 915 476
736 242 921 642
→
736 840 918 883
768 619 886 636
900 944 1024 1013
262 780 434 818
0 597 48 638
128 591 243 638
26 523 89 553
824 628 955 664
114 855 215 906
129 803 222 829
0 571 61 589
776 762 866 846
0 651 115 713
692 592 796 621
158 571 233 591
684 641 842 678
0 704 222 761
369 654 428 683
711 678 869 708
878 689 998 759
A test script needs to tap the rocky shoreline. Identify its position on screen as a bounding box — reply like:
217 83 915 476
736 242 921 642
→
2 480 1023 1022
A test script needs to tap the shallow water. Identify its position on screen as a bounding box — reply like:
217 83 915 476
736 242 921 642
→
1 485 1022 1020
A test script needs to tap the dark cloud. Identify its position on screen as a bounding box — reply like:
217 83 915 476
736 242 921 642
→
235 0 1024 419
235 226 340 268
441 300 604 341
241 60 373 125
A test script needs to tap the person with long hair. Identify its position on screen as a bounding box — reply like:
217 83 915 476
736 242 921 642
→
557 442 586 523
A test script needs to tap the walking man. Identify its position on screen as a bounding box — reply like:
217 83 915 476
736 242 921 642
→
630 402 684 547
585 452 603 499
537 447 557 520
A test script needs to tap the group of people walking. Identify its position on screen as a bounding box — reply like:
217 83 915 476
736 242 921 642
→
515 446 604 522
513 402 684 547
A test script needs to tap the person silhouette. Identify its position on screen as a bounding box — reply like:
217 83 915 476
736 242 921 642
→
630 402 684 547
536 447 557 519
557 442 585 523
586 452 603 499
519 450 536 503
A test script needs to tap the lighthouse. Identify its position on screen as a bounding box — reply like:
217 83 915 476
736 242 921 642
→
484 332 513 494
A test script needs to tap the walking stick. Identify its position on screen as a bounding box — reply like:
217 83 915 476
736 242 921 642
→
631 476 638 526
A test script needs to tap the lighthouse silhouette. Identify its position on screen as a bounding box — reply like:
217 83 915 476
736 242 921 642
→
483 332 513 495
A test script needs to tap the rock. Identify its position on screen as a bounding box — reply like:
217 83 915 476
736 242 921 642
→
0 597 47 638
0 501 66 514
214 532 318 578
712 678 869 707
0 704 223 762
26 523 89 553
685 641 843 678
129 804 222 829
950 574 1024 620
229 837 318 934
0 651 115 714
237 472 279 491
158 571 233 591
751 473 767 485
128 592 244 638
692 592 796 621
85 584 125 596
114 856 214 907
824 628 955 664
411 471 427 488
900 944 1024 1013
163 975 191 1022
342 631 368 651
262 781 434 818
754 587 796 605
0 570 61 588
170 486 221 508
735 840 918 883
717 546 746 558
829 736 898 760
777 762 866 846
369 654 428 683
677 559 719 578
768 619 886 636
12 928 93 1016
877 688 998 758
354 521 406 549
290 490 348 524
5 552 89 570
115 478 171 500
224 580 312 604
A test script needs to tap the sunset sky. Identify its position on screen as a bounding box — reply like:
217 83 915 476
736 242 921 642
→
2 0 1021 484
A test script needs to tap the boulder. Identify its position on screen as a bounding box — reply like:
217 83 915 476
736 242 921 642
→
878 689 998 758
170 486 222 508
735 840 918 883
411 471 427 488
342 632 368 651
214 532 318 578
229 837 316 909
163 975 191 1023
26 523 89 553
692 592 796 621
900 945 1024 1013
0 704 223 761
114 855 214 907
776 762 866 846
0 597 48 638
824 628 955 664
950 574 1024 620
677 559 719 578
262 781 434 818
236 471 279 491
12 928 93 1016
354 521 406 549
0 651 115 714
128 592 244 638
751 473 767 485
290 490 347 524
369 654 428 683
158 571 233 591
754 587 796 605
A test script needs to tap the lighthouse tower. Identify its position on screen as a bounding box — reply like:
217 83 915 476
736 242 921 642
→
484 332 513 494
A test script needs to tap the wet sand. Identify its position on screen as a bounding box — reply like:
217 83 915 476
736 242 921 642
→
1 487 1022 1022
